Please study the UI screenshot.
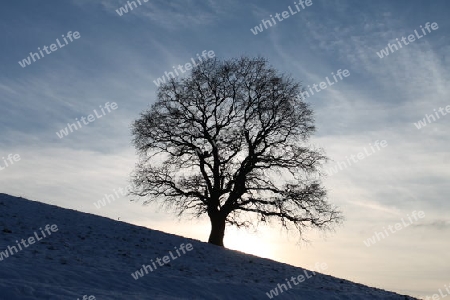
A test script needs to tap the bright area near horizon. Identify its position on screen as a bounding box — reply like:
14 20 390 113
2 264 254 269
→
1 0 449 299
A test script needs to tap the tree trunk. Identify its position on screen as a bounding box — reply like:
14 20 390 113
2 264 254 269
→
208 214 226 247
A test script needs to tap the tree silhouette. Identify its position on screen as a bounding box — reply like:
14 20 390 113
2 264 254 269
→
131 57 342 247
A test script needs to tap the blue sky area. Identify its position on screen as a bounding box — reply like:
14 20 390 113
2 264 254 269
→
1 1 449 298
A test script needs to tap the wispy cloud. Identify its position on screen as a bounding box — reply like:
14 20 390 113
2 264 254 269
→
412 220 450 230
75 0 238 29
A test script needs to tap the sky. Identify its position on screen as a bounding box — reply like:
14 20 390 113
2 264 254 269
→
0 0 449 298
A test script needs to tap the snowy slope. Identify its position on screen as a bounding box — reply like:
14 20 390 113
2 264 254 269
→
0 193 418 300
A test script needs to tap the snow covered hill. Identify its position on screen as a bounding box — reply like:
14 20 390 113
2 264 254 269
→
0 193 418 300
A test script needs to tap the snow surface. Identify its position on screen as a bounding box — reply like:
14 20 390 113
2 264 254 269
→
0 193 418 300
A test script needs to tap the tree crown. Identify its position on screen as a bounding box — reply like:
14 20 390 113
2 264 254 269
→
131 56 342 242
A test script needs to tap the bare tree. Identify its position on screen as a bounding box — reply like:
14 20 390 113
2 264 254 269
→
131 57 342 247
